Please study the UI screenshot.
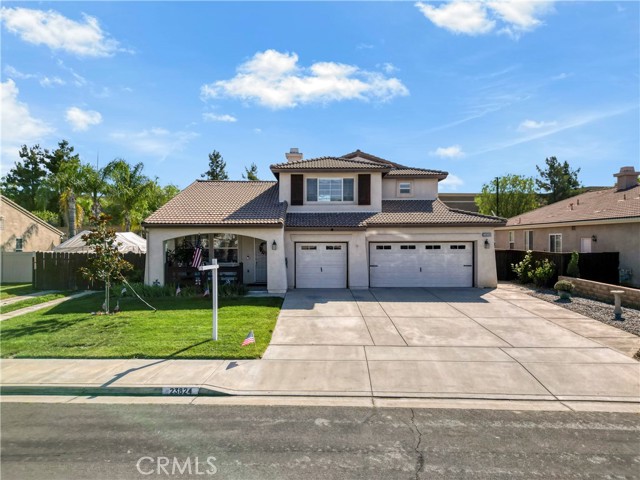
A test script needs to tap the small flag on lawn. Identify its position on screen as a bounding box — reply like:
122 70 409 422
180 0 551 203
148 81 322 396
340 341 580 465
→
241 330 255 347
191 242 203 268
203 285 210 297
114 301 120 313
121 287 127 295
176 285 181 296
101 301 107 311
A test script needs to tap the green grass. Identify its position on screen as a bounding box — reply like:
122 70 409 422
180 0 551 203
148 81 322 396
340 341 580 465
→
0 294 283 359
1 293 69 314
0 283 36 300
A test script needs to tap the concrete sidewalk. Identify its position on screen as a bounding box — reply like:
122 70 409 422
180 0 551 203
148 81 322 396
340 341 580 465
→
1 285 638 411
0 291 96 322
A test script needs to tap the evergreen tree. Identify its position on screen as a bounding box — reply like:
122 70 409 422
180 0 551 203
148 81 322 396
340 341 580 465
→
0 144 48 211
242 162 260 180
536 157 582 204
201 150 229 180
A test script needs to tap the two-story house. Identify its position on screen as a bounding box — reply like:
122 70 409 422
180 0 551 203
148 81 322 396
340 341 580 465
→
143 149 505 293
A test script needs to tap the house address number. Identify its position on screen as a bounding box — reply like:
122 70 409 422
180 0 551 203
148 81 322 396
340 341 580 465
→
162 387 200 396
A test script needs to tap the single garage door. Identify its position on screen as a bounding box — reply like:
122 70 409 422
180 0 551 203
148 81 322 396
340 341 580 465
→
369 242 473 288
296 243 347 288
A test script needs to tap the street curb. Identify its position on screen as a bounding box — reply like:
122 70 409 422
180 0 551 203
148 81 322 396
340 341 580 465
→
1 385 230 397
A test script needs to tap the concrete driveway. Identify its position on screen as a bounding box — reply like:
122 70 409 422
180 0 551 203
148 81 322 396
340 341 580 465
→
253 285 640 402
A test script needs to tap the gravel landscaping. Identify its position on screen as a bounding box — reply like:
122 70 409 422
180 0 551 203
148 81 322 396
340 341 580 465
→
507 282 640 337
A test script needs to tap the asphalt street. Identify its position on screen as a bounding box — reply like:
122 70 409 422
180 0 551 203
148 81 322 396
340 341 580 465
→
1 402 639 479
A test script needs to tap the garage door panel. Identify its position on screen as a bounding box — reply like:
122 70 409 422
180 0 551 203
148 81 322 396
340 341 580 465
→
370 242 473 288
296 243 347 288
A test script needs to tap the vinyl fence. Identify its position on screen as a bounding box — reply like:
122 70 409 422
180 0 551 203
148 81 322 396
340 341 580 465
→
495 250 620 285
33 251 146 290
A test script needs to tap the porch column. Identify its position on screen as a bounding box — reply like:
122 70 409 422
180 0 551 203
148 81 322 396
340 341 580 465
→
267 230 287 294
145 229 165 286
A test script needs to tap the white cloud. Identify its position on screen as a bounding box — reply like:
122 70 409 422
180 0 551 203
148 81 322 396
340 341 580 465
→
518 119 557 131
4 65 37 80
201 49 409 109
65 106 102 131
253 128 262 134
415 1 554 37
439 174 464 192
110 128 199 161
430 145 465 158
0 79 53 162
0 7 123 57
415 1 495 35
40 76 65 87
378 62 398 74
202 113 237 123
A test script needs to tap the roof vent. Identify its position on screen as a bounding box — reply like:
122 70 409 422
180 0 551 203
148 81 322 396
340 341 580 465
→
285 148 303 163
614 166 640 191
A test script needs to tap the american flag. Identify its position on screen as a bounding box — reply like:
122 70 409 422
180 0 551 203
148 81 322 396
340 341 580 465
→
175 285 181 296
203 285 210 297
241 330 255 347
191 242 203 268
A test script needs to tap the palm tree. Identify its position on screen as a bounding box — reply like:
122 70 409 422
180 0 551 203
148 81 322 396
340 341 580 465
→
104 159 154 232
82 163 108 217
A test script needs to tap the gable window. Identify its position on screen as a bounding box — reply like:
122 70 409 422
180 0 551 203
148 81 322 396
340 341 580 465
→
398 181 412 196
549 234 562 253
524 230 534 250
212 233 238 264
15 238 23 252
508 231 515 250
306 178 354 202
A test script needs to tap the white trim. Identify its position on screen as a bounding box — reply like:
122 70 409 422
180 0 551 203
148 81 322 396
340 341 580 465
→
397 180 413 197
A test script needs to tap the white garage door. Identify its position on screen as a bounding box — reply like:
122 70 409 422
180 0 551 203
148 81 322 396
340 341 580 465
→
369 242 473 288
296 243 347 288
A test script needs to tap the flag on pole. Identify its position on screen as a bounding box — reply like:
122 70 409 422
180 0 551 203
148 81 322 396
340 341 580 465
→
191 242 203 268
241 330 255 347
176 285 181 296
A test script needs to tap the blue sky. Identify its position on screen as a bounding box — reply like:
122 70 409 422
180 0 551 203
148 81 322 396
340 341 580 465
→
1 1 638 192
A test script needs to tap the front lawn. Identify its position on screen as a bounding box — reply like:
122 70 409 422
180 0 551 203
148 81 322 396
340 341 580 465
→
0 283 36 300
1 293 70 314
0 294 283 359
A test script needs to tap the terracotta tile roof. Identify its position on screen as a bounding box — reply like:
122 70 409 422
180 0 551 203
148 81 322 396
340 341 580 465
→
341 150 404 167
385 168 448 179
270 156 390 171
143 181 286 226
286 200 504 229
505 185 640 227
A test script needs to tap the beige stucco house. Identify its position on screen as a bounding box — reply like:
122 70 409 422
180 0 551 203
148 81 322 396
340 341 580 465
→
143 149 505 293
495 166 640 287
0 195 63 252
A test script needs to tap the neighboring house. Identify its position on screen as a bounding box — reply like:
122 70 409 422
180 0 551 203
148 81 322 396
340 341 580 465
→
439 193 480 213
1 195 64 283
55 230 147 254
495 166 640 287
143 149 505 293
0 195 63 252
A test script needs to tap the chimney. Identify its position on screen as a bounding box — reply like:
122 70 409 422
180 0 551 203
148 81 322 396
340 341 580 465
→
285 148 303 163
614 166 640 191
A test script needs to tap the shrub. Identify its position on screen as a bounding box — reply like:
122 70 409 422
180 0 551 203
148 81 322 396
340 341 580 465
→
532 259 556 287
512 250 535 284
219 283 247 298
553 280 574 292
114 282 247 298
566 251 580 278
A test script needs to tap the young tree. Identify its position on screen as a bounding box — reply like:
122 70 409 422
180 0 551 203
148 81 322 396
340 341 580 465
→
242 163 260 181
201 150 229 180
80 214 133 314
475 174 539 218
0 144 48 211
104 159 154 232
536 157 582 204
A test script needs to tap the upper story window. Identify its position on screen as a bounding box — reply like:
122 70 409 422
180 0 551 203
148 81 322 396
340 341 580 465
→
398 182 412 196
306 178 354 202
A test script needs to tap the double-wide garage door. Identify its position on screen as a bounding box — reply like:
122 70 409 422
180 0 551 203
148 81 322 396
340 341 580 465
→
370 242 473 288
296 243 347 288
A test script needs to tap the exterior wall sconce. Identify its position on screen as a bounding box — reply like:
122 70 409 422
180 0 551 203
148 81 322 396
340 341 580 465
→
272 240 277 251
484 239 490 249
592 235 598 242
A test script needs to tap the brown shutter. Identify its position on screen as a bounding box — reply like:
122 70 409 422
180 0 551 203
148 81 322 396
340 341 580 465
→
291 174 304 205
358 174 371 205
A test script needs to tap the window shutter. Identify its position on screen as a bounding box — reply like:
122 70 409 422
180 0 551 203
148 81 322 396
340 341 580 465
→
291 174 304 205
358 174 371 205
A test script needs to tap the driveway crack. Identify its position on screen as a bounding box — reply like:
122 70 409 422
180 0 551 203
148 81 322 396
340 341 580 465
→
409 408 425 480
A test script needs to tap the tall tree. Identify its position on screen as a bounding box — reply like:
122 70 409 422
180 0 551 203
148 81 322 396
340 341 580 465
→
82 163 109 217
201 150 229 180
242 163 260 181
535 156 582 204
44 140 78 177
475 174 539 218
104 159 154 232
0 144 48 211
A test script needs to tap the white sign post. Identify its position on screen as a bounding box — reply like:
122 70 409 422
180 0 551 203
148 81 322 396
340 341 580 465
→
199 260 219 340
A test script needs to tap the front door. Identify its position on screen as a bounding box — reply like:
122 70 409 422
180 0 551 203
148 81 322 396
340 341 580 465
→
255 239 268 284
